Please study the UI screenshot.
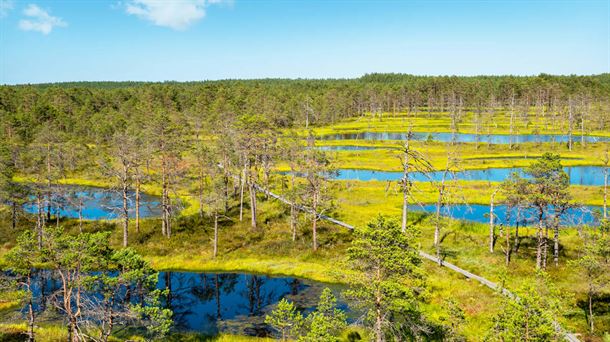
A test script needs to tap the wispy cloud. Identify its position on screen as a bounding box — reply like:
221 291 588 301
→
18 4 67 35
0 0 14 18
125 0 228 30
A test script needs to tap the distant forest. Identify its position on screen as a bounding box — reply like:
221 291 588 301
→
2 73 610 144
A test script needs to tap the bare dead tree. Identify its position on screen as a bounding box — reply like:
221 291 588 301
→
398 129 433 233
567 97 574 151
301 132 335 251
280 131 306 241
433 149 468 262
580 95 589 147
508 90 516 150
603 143 610 219
489 187 500 253
474 102 483 149
102 132 139 247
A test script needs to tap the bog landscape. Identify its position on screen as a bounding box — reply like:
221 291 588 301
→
1 1 609 342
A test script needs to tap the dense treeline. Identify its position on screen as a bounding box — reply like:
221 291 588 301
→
2 74 610 143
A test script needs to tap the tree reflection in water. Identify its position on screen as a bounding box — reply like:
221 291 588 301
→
15 270 342 337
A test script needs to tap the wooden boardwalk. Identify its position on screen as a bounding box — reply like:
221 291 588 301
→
253 184 580 342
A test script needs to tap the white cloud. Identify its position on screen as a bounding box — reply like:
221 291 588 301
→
18 4 67 35
0 0 14 18
125 0 226 30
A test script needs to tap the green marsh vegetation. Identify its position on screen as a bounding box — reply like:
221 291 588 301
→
0 74 609 340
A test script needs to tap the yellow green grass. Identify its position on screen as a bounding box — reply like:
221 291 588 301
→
310 111 610 137
320 141 608 171
147 254 346 284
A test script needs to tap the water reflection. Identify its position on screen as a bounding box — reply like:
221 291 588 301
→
320 132 610 144
15 271 342 336
22 186 162 220
414 204 601 226
329 166 606 186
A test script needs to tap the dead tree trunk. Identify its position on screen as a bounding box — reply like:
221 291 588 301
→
312 191 318 251
46 143 52 222
504 224 511 265
161 157 168 237
513 207 521 253
213 212 218 258
26 276 35 342
121 164 129 248
249 181 257 230
198 164 205 219
290 173 297 241
489 189 498 253
11 201 17 230
401 138 410 233
552 213 561 267
604 166 609 218
536 210 544 269
542 224 549 270
36 193 44 249
239 166 245 221
78 205 83 233
568 98 574 151
135 172 141 233
509 91 515 150
434 173 447 248
604 147 610 219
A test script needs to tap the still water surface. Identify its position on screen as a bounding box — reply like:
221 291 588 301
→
331 166 606 186
23 186 162 220
413 204 600 226
320 132 610 144
19 270 345 336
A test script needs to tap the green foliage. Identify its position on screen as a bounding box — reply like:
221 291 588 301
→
4 227 172 341
41 226 113 271
0 140 14 195
502 152 573 269
4 230 38 276
299 288 347 342
132 289 174 339
265 298 303 341
440 298 466 341
524 152 571 209
567 227 610 334
345 215 428 341
504 152 572 214
485 272 564 341
265 288 347 342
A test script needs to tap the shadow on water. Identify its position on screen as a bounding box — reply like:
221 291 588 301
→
7 270 348 337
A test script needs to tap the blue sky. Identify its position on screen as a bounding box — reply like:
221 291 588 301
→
1 0 609 84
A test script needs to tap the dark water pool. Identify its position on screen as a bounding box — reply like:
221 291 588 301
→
16 270 346 336
331 166 606 186
22 186 162 220
320 132 610 144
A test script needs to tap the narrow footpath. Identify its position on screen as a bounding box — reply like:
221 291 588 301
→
253 183 580 342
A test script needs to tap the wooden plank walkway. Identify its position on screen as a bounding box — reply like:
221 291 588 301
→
252 184 580 342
